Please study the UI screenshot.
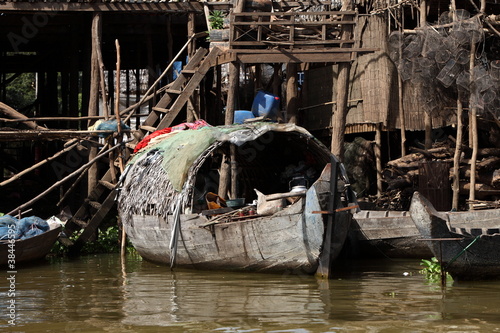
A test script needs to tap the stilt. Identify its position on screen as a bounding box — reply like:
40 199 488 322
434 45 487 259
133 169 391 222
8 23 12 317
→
286 63 298 123
88 12 102 195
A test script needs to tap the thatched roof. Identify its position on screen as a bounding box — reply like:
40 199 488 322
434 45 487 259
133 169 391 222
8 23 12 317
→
118 122 333 223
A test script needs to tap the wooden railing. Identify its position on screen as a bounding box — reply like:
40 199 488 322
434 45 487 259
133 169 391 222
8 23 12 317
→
230 10 357 49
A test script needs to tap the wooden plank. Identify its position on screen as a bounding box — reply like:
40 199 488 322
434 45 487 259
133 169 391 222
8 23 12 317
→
140 125 156 132
232 11 357 16
139 48 207 131
72 190 118 247
63 167 116 237
229 47 376 53
156 47 221 130
153 48 208 112
235 52 352 64
152 107 169 113
231 40 355 46
232 20 356 26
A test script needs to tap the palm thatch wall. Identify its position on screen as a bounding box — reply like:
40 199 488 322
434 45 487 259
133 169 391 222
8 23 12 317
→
302 14 455 134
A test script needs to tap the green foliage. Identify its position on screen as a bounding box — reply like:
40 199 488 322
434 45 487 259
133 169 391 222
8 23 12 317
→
209 10 225 30
419 257 452 283
5 73 36 111
51 226 133 256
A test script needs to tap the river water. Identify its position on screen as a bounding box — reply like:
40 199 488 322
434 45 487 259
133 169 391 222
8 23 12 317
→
2 253 500 332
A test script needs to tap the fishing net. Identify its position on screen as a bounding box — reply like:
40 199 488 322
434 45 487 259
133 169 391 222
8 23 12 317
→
391 12 500 119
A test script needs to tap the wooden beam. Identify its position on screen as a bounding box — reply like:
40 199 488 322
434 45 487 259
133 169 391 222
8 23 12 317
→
235 53 352 64
0 2 204 12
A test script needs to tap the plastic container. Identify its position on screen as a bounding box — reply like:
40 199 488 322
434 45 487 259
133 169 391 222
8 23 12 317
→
251 91 280 118
234 110 255 124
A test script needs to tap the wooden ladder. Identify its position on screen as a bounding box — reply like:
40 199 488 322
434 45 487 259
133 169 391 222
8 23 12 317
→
61 47 221 252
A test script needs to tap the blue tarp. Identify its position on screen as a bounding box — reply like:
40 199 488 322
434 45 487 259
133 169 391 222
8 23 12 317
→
0 215 17 240
96 120 131 138
0 215 49 241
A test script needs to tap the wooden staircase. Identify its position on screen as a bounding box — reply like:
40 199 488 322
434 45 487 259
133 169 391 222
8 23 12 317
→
61 46 221 252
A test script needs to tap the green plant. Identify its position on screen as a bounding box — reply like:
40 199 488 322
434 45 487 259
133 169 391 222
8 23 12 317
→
419 257 452 283
50 225 133 256
209 10 225 30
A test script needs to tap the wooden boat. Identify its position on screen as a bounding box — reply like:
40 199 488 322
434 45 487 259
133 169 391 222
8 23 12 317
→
118 123 357 275
348 197 500 259
0 226 62 265
410 191 500 280
349 210 433 258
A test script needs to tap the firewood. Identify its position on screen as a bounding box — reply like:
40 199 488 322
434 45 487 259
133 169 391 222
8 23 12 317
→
459 181 500 199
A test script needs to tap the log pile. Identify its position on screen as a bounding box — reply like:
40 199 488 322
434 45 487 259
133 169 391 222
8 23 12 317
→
373 143 500 210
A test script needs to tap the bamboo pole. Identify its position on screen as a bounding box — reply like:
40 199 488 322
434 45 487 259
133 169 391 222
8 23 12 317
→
0 102 47 130
93 13 109 120
7 143 121 216
115 39 124 173
420 0 432 150
469 40 478 208
0 115 111 122
451 0 462 211
187 12 197 123
375 123 383 197
57 142 111 207
0 139 80 187
452 96 464 210
398 27 407 156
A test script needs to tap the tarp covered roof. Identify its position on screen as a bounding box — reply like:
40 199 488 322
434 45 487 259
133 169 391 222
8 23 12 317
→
129 122 319 192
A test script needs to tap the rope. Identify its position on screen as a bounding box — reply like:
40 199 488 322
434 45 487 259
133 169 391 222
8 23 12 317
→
445 235 481 269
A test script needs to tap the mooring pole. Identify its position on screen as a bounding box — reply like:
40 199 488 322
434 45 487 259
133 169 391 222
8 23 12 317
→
316 158 339 279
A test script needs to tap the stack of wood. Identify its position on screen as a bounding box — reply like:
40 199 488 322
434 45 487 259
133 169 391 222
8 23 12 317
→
375 143 500 210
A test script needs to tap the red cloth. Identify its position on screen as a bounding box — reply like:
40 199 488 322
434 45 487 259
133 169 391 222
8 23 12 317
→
134 120 211 153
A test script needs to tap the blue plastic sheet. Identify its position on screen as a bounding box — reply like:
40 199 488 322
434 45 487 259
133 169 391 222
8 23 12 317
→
0 215 17 240
96 120 131 138
0 215 49 240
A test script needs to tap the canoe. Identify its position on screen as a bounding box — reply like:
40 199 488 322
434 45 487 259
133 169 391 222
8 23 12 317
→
348 200 500 259
118 123 357 274
0 226 62 266
410 191 500 280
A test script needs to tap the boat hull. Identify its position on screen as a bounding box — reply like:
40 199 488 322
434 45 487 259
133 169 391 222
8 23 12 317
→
124 187 326 274
0 226 62 265
350 207 500 260
410 192 500 280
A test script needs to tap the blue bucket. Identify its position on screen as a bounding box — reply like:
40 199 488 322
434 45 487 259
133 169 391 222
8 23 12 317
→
234 110 255 124
251 91 280 118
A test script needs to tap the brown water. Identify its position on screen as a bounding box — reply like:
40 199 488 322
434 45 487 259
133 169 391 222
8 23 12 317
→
2 253 500 332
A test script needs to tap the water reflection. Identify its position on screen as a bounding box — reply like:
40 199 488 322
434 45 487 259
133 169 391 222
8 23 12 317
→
2 254 500 332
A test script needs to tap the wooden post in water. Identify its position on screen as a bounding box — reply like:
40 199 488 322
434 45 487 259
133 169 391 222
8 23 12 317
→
316 158 339 279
